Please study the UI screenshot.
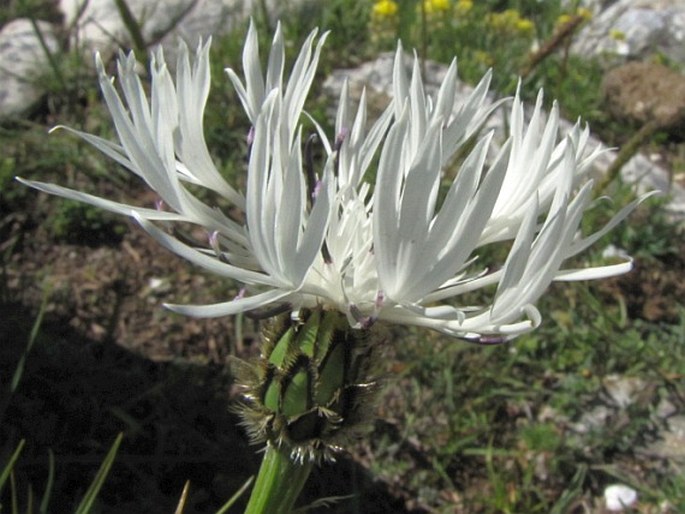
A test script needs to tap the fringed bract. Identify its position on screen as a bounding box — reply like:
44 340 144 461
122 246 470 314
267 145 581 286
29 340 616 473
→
231 308 383 463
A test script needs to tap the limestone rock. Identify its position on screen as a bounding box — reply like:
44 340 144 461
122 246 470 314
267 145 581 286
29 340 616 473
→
58 0 298 58
638 415 685 463
602 61 685 129
60 0 232 54
571 0 685 67
602 375 650 408
0 19 60 118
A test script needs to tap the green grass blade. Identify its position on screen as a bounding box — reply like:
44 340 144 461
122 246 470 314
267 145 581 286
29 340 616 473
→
28 17 66 91
0 439 25 494
10 470 18 514
73 433 123 514
39 449 56 514
113 0 147 54
173 481 191 514
215 476 254 514
11 292 48 393
549 464 587 514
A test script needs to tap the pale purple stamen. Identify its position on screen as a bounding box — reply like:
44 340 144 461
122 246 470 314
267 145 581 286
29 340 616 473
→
349 304 377 330
374 291 385 310
476 335 508 345
312 179 322 200
334 127 349 151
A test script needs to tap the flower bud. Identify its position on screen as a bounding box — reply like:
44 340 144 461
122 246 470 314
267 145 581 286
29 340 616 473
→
231 308 382 462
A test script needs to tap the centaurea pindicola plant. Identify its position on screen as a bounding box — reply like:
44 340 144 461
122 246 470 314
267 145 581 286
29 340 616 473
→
19 20 645 514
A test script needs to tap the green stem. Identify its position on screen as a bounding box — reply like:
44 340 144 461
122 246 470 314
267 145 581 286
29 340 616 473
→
244 445 313 514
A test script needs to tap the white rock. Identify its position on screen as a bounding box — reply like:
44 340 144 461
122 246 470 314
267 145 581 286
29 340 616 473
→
655 397 677 419
0 19 60 118
571 0 685 67
572 405 612 433
602 375 646 408
638 415 685 463
59 0 300 58
148 277 165 290
60 0 227 54
604 484 638 511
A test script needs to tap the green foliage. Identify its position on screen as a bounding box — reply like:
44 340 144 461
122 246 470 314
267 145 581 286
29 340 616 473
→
0 0 61 26
366 0 566 92
280 0 373 65
608 195 683 261
0 128 69 213
49 199 127 245
0 158 23 213
524 55 604 118
375 297 684 512
0 436 123 514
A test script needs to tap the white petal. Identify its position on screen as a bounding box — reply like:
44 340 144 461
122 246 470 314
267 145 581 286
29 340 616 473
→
16 178 186 221
243 18 265 120
165 289 291 318
554 259 633 281
175 39 245 208
134 214 276 286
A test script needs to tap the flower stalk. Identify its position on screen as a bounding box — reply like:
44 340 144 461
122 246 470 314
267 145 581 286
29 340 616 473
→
244 444 313 514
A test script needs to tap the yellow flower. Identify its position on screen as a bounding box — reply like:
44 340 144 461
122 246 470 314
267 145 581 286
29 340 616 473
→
423 0 450 14
515 18 535 36
373 0 399 17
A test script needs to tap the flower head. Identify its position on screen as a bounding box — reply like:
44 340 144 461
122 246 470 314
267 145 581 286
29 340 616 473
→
19 20 644 342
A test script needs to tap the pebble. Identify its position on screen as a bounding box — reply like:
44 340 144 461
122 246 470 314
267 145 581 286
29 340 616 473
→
604 484 638 511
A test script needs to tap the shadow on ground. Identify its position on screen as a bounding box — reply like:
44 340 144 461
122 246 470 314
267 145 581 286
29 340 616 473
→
0 301 418 514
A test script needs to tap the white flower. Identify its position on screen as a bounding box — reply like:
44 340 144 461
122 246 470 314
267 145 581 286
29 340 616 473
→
19 21 646 341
